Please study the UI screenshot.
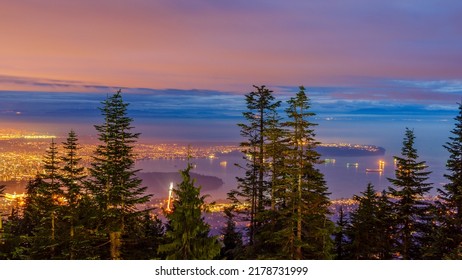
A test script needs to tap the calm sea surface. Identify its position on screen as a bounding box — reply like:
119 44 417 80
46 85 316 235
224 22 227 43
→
136 115 454 200
135 151 448 200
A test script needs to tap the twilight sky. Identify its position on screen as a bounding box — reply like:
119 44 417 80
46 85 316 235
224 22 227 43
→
0 0 461 142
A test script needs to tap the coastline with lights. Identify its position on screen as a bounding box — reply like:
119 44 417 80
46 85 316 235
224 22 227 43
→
0 129 386 187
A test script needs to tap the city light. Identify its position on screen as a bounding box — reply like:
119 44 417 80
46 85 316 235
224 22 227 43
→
166 182 174 213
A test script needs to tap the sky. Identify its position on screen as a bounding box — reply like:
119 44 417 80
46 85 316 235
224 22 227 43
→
0 0 461 143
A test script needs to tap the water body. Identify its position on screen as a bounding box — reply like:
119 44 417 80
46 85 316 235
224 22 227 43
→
0 107 455 200
135 152 448 201
136 114 454 200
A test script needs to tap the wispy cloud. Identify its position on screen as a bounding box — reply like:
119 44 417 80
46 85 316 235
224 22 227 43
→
392 79 462 94
1 74 460 122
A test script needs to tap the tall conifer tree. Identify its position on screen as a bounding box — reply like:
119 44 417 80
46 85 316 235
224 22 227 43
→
32 139 64 259
228 85 280 249
88 90 150 259
434 102 462 258
59 130 88 259
388 128 432 259
281 86 333 259
18 139 65 259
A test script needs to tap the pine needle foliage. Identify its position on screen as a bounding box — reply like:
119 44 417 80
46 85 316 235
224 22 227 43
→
433 102 462 259
281 86 333 259
388 128 432 259
228 85 280 249
159 163 220 260
88 90 151 259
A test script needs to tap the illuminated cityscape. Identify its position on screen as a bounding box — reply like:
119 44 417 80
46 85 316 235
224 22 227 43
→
0 128 387 185
0 129 240 183
0 128 419 233
319 143 384 153
0 0 460 265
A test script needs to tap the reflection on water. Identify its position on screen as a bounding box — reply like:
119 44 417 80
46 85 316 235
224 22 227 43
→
319 155 445 199
135 115 454 200
135 152 448 200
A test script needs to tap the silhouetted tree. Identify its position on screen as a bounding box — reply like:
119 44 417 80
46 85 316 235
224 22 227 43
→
88 90 151 259
388 128 432 259
228 85 280 250
59 130 93 259
281 86 333 259
375 190 394 259
347 183 384 259
25 139 66 259
221 206 243 259
334 206 349 260
432 102 462 259
252 94 289 259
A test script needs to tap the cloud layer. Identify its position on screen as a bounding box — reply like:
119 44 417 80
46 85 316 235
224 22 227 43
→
1 1 461 141
1 0 462 91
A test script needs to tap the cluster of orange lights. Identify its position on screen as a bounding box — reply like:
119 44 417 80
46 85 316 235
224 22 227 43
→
51 194 68 206
365 160 386 173
3 192 26 207
1 192 68 207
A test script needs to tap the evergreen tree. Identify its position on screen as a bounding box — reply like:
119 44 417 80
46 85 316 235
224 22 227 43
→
27 139 65 259
21 177 46 238
334 206 349 260
388 128 432 259
88 90 151 259
433 102 462 259
0 205 22 259
375 190 394 260
281 86 333 259
228 85 280 249
122 210 165 260
252 97 289 259
59 130 88 259
158 163 220 259
8 177 44 259
220 206 243 259
266 107 288 211
347 183 384 259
